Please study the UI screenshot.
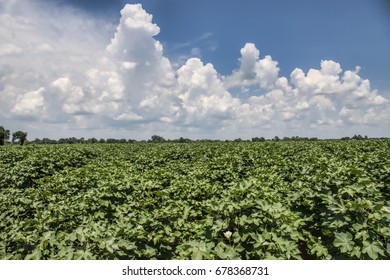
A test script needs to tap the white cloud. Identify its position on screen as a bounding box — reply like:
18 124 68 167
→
0 43 22 56
11 87 46 116
224 43 280 90
290 60 344 95
114 113 143 121
52 77 72 93
176 58 241 127
0 2 389 139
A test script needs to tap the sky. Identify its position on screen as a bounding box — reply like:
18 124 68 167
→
0 0 389 140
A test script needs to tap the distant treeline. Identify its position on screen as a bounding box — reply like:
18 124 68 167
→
26 134 388 144
1 124 388 146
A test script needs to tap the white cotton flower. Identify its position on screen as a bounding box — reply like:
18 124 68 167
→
224 231 232 239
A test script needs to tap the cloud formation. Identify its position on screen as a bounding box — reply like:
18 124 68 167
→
224 43 280 90
0 1 389 139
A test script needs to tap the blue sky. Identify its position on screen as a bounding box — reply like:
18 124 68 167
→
0 0 389 139
65 0 390 90
157 0 388 85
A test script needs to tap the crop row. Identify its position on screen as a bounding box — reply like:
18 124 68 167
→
0 141 389 259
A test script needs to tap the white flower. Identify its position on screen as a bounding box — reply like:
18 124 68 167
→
224 231 232 239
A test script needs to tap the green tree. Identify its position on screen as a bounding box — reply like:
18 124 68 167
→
252 137 265 142
12 131 28 145
150 135 166 143
0 126 10 145
87 138 98 144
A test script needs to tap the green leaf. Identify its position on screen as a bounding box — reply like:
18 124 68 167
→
74 250 85 260
42 231 54 240
191 250 203 260
362 241 385 260
144 245 157 257
214 242 225 256
355 230 369 241
310 242 328 258
214 242 240 260
350 246 361 258
25 248 42 260
381 206 390 214
333 232 354 253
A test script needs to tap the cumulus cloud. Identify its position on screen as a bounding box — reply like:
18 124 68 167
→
176 58 241 127
224 43 280 90
0 1 389 139
11 87 46 117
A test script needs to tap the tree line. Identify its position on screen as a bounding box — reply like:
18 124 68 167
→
0 125 385 146
0 126 27 145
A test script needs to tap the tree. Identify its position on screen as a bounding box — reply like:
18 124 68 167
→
252 137 265 142
42 138 52 144
150 135 166 143
352 134 364 140
0 126 10 146
12 131 28 145
175 137 191 143
106 138 117 143
87 138 98 144
32 138 42 144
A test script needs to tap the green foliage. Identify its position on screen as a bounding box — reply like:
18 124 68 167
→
0 140 389 259
12 131 27 145
0 126 10 146
149 135 166 143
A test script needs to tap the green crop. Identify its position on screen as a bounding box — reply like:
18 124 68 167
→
0 140 389 259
